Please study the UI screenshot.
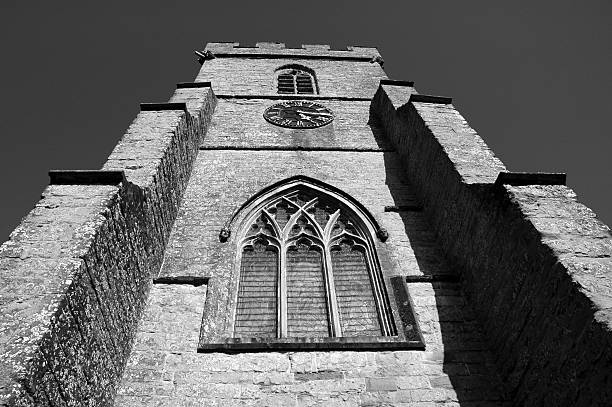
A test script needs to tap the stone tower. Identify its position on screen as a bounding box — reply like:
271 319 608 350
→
1 42 611 406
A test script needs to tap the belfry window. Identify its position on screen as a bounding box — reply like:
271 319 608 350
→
234 188 395 340
276 67 317 94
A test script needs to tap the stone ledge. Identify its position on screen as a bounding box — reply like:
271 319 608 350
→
48 170 126 185
198 336 425 353
380 79 415 87
140 102 188 112
209 53 375 62
215 94 372 101
176 81 212 89
495 171 566 186
206 41 378 52
390 276 426 347
409 94 452 104
152 276 208 286
199 146 393 152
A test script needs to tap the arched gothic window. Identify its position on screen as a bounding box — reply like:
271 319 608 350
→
234 186 396 340
276 66 317 95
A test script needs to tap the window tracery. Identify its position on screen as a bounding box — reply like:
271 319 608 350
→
234 188 395 340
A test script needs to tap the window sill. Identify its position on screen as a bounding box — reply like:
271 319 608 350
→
197 335 425 353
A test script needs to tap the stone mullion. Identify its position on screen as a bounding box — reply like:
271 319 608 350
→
259 209 287 339
323 241 342 337
278 244 288 338
277 202 303 339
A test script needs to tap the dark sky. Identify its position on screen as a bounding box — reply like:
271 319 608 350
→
0 1 610 240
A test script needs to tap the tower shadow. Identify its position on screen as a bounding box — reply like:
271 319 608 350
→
382 150 510 406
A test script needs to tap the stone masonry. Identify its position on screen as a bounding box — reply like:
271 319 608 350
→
0 41 610 406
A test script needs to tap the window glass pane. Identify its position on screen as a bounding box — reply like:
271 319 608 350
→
234 241 278 338
331 240 381 337
286 241 329 337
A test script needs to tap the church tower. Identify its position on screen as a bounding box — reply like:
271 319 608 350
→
1 42 610 406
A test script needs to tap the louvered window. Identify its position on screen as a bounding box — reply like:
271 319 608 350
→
234 188 394 340
276 69 316 95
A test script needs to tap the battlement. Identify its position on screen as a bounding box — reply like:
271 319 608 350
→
203 41 381 60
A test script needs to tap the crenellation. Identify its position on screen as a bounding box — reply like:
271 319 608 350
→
255 41 285 49
302 44 331 51
347 45 381 54
203 42 381 60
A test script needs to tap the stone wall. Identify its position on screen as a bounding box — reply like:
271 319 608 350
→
202 99 391 151
0 183 133 405
114 43 513 406
116 149 509 405
117 280 509 406
0 86 215 406
158 150 422 341
197 55 385 99
372 83 612 405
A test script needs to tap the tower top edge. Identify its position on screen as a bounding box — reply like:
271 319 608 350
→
203 42 381 59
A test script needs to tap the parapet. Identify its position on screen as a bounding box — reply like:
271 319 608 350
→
203 41 381 60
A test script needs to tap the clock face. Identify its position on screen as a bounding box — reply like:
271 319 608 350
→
263 101 334 128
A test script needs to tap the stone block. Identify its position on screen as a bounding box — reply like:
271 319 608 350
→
366 377 397 391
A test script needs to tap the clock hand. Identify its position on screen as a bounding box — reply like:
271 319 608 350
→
295 109 332 117
298 113 316 123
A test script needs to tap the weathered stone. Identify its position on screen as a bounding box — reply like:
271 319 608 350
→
372 80 611 405
0 83 215 404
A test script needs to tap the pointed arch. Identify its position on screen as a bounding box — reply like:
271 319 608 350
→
231 177 397 340
220 176 388 243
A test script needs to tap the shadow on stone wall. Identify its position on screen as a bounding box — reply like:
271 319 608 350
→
383 152 510 405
